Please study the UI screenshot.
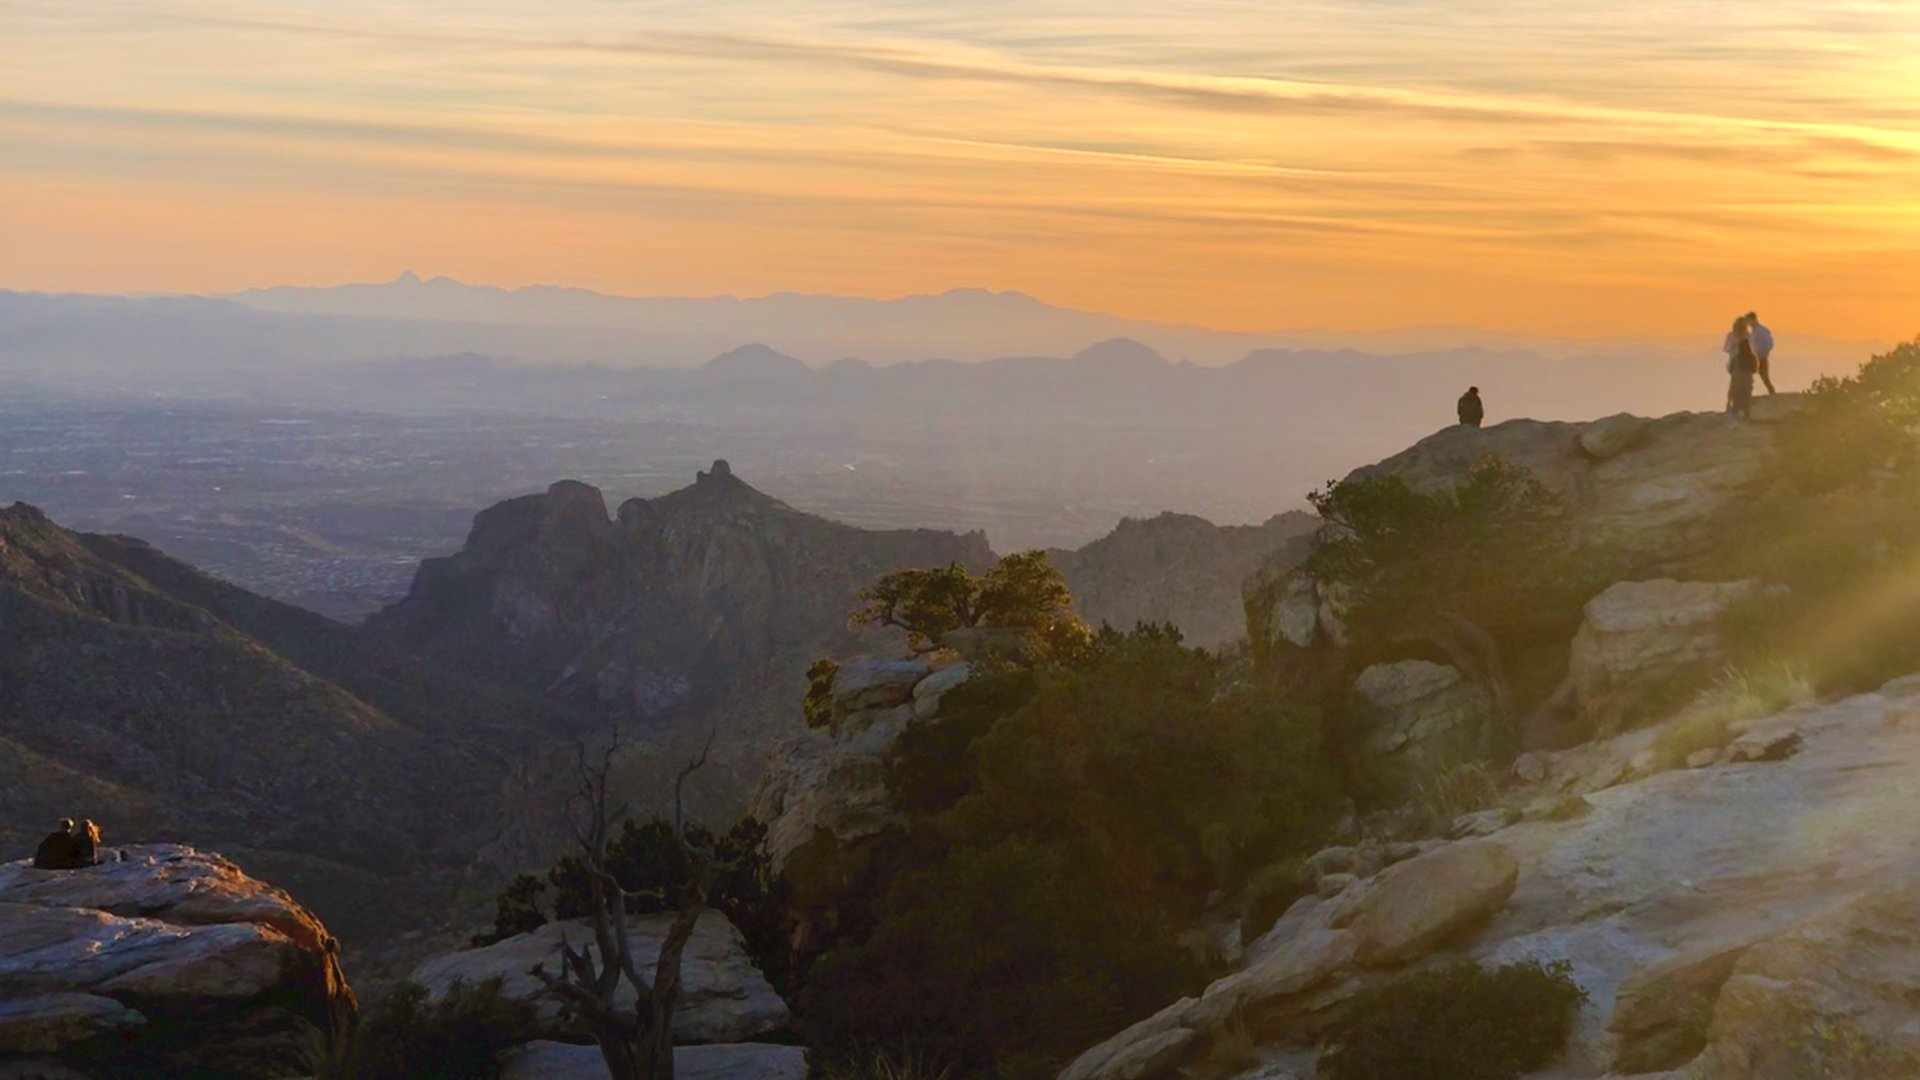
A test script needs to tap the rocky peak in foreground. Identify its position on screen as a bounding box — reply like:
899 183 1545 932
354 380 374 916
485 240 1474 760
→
1248 399 1804 650
0 844 355 1079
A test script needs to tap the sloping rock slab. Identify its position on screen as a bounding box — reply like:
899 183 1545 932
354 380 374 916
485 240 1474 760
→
1693 887 1920 1079
1340 840 1518 966
411 912 789 1043
501 1040 808 1080
0 844 354 1078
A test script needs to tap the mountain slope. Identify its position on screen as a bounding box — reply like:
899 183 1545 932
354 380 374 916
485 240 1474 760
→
0 504 562 934
1051 511 1320 649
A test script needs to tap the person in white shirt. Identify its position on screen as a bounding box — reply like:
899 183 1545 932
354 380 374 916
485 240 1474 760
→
1743 312 1776 394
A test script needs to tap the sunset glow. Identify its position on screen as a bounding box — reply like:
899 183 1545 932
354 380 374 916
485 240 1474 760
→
5 0 1920 337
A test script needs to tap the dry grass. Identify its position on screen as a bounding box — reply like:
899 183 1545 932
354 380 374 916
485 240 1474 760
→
818 1049 954 1080
1651 663 1815 771
1415 760 1504 834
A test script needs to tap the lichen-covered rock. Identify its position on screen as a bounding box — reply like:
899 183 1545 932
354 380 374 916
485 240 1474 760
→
0 844 355 1078
1569 579 1760 734
410 912 788 1043
1608 938 1754 1074
1693 889 1920 1078
1352 661 1491 790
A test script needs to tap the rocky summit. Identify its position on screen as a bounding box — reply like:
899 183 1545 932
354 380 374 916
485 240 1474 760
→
366 462 993 732
0 844 355 1079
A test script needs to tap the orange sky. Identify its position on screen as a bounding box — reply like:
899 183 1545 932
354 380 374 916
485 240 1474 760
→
5 1 1920 338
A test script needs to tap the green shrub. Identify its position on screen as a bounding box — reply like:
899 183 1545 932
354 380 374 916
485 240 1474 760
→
470 874 546 947
1321 959 1587 1080
323 977 539 1080
805 657 840 729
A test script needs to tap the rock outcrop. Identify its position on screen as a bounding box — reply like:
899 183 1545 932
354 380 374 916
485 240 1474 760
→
1351 661 1491 790
1063 673 1920 1080
1244 404 1801 652
409 912 789 1044
751 658 972 952
1567 579 1759 734
1059 841 1521 1080
0 844 355 1078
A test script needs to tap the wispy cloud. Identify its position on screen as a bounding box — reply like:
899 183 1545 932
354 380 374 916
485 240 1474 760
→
5 0 1920 336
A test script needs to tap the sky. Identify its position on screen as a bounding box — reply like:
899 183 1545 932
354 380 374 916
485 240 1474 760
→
4 0 1920 339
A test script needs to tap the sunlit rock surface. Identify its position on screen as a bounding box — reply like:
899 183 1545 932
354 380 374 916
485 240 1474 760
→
1062 673 1920 1080
0 844 354 1078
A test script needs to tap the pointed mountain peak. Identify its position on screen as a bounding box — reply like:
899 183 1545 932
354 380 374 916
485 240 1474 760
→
393 270 422 285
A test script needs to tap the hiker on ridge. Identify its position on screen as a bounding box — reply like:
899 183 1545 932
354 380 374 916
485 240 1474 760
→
1725 317 1758 421
1745 311 1776 394
1457 386 1484 428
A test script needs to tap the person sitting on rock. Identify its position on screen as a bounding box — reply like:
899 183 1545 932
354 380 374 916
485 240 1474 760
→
32 818 77 869
70 819 102 867
1457 386 1485 428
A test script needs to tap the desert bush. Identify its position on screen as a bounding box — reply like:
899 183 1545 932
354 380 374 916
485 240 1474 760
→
470 874 546 947
323 977 539 1080
1320 959 1587 1080
1650 663 1814 770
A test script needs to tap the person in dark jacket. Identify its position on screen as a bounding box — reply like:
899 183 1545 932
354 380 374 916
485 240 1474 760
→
1457 386 1484 427
32 818 78 869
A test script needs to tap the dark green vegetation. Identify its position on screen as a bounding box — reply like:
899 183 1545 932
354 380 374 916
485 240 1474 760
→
1320 960 1588 1080
1718 340 1920 694
322 977 540 1080
793 593 1343 1079
852 550 1093 661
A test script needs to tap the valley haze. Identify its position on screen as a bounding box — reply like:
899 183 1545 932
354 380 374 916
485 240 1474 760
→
0 275 1877 621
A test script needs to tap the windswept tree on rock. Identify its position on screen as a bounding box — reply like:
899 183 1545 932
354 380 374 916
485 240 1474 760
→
529 732 737 1080
850 550 1089 661
1306 456 1581 757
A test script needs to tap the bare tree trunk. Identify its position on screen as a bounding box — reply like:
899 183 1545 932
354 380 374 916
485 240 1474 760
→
595 1030 644 1080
